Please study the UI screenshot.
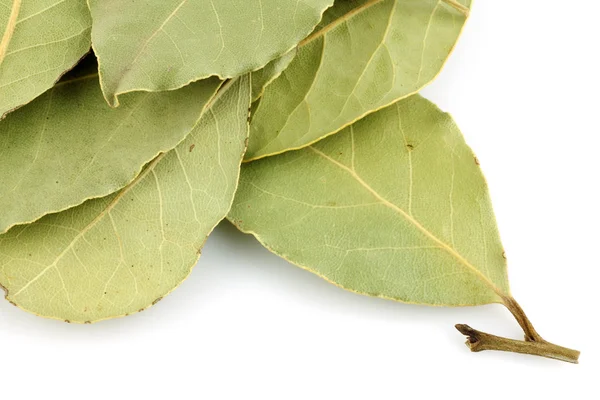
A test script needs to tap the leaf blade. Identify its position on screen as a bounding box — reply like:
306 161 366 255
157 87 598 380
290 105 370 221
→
0 0 92 119
0 57 222 234
229 94 509 306
87 0 334 106
245 0 471 160
0 76 251 322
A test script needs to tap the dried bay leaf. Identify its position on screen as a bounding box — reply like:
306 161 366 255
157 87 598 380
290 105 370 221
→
0 57 221 235
230 95 509 306
0 76 250 322
245 0 471 161
87 0 334 107
0 0 92 119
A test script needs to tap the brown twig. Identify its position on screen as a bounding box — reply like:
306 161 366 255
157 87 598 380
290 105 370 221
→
455 324 580 364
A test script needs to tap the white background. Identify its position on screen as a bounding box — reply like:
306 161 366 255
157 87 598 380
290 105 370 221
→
1 1 598 398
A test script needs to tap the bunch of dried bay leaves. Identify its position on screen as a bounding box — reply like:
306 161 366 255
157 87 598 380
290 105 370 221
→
0 0 579 363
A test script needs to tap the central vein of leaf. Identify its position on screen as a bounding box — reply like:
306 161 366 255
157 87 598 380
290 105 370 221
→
0 0 23 67
308 146 505 299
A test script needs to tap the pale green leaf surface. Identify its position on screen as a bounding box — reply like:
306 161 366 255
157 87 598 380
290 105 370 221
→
0 76 250 322
230 95 509 306
0 60 221 235
245 0 471 161
87 0 334 106
0 0 92 119
251 49 297 102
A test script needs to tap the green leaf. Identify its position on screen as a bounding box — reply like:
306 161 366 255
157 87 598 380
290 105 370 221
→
229 94 509 306
251 49 297 102
87 0 334 107
0 76 250 323
0 0 92 119
0 57 222 235
245 0 471 161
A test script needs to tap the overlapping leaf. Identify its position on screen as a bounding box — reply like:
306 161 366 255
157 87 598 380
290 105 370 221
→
245 0 471 161
87 0 334 106
230 95 509 306
0 76 250 322
0 57 221 235
0 0 92 119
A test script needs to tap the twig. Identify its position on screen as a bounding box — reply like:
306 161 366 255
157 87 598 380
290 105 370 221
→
455 324 580 364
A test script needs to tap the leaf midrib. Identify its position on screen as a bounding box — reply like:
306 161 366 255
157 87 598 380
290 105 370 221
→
308 145 506 299
0 0 23 68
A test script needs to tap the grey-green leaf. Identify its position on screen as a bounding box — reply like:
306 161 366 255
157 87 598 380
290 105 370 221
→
0 0 92 119
0 76 250 322
87 0 333 107
0 59 221 235
229 95 509 306
245 0 470 161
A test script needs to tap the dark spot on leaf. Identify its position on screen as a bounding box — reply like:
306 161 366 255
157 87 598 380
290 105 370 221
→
84 321 92 324
502 251 507 260
189 144 195 152
406 144 414 150
152 297 163 305
474 156 480 166
65 320 71 324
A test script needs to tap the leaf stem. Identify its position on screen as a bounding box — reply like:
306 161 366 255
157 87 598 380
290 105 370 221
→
442 0 470 17
500 295 543 342
456 324 580 364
